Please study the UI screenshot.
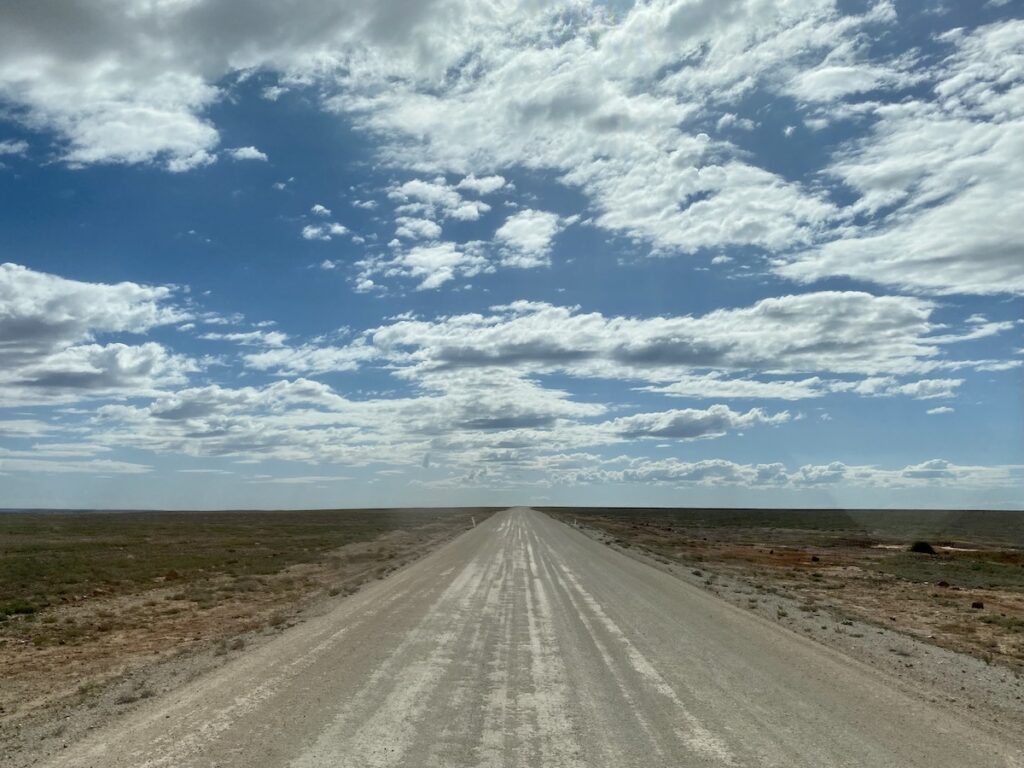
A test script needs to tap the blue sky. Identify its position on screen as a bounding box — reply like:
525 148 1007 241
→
0 0 1021 509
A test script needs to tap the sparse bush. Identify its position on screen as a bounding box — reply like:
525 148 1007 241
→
1 599 37 616
980 614 1024 631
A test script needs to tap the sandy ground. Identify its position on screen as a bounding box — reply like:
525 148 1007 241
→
25 508 1024 767
2 522 472 766
570 521 1024 733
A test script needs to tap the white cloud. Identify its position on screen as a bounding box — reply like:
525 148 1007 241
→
361 292 955 380
200 330 289 347
641 374 829 401
0 457 151 474
715 113 755 131
342 1 910 259
11 0 1008 300
249 475 350 485
0 0 499 170
0 262 192 404
301 222 348 241
358 241 490 291
395 216 442 240
560 456 1022 491
830 376 962 400
787 40 919 103
0 139 29 156
456 174 506 195
494 209 564 268
0 419 52 438
778 20 1024 295
242 344 373 376
311 203 331 217
227 145 268 161
0 0 223 171
645 373 966 402
608 405 789 440
388 178 490 221
926 406 954 415
87 370 605 469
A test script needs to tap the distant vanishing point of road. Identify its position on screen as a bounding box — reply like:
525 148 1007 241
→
44 508 1022 768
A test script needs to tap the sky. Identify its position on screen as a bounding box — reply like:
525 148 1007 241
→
0 0 1022 510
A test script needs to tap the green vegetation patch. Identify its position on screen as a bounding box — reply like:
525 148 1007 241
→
872 551 1024 589
980 614 1024 632
0 508 496 616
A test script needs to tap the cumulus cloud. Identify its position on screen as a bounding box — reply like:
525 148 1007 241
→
6 0 1015 299
494 209 564 268
4 0 1017 301
608 405 789 440
0 0 509 170
901 458 956 480
387 178 490 221
301 222 348 241
777 20 1024 295
311 203 331 217
830 377 962 400
0 263 192 404
558 456 1022 491
1 264 1013 492
0 139 29 156
242 342 374 376
200 330 289 347
359 292 960 380
395 216 442 241
456 174 507 195
641 374 830 401
355 241 490 291
715 113 755 131
87 369 606 469
227 145 268 161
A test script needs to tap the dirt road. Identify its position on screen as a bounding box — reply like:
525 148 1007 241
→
42 508 1022 767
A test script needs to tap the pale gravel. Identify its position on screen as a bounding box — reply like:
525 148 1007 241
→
31 508 1024 768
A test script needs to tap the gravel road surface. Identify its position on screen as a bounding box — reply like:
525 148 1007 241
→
43 507 1023 767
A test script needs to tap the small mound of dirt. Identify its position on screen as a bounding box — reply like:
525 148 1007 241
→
909 541 936 555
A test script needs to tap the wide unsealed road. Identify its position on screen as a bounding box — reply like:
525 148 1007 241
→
46 508 1021 767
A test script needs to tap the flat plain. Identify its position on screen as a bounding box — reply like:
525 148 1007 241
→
3 505 1023 767
19 507 1024 768
540 507 1024 669
0 507 497 762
